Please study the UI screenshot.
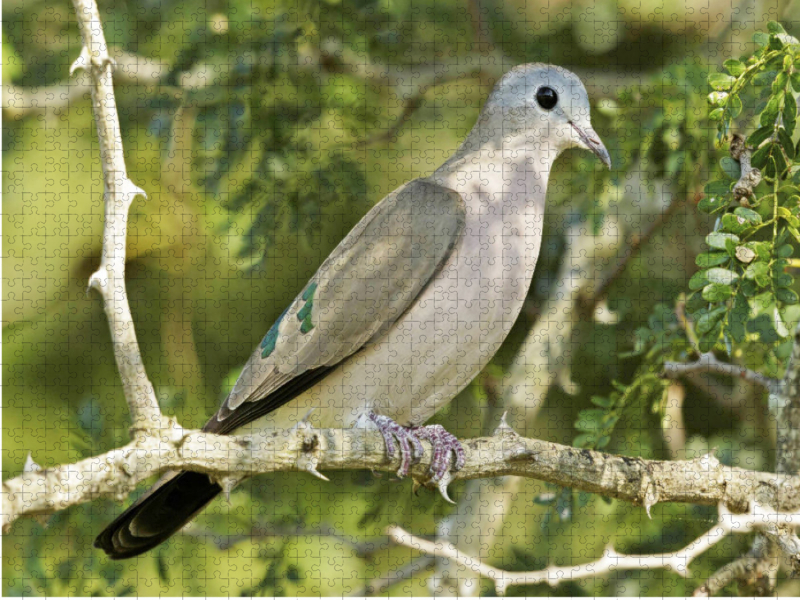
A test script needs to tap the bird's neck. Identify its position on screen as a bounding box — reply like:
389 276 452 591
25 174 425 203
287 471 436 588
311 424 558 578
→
430 128 556 215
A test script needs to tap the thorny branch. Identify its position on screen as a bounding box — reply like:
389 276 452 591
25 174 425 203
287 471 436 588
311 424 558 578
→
70 0 163 432
4 419 800 532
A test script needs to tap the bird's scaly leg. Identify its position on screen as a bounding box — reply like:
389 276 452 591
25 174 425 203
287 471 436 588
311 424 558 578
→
409 424 466 483
365 413 424 478
364 413 465 484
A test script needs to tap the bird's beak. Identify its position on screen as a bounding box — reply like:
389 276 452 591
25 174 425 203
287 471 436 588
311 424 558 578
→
570 121 612 169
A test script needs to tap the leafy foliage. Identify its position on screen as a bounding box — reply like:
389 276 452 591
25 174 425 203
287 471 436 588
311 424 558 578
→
690 24 800 356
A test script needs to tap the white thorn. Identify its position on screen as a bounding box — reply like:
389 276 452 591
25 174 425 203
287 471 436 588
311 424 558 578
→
493 411 518 437
87 269 106 294
293 417 328 481
23 453 42 473
69 46 91 76
120 179 147 203
437 473 456 504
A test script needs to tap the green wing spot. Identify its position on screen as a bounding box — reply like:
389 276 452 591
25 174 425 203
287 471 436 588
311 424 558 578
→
260 308 287 358
261 327 279 358
300 314 315 334
302 282 318 302
297 286 314 332
297 301 312 322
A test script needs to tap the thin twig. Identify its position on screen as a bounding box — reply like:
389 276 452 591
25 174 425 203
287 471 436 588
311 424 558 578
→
388 502 800 596
3 49 165 120
663 352 781 395
70 0 163 431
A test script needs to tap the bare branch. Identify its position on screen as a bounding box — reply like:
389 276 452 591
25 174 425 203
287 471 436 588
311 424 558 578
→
4 423 800 533
388 502 800 596
3 49 165 120
70 0 163 431
664 352 781 395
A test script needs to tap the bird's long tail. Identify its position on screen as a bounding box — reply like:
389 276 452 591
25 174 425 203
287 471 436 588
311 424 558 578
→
94 470 221 559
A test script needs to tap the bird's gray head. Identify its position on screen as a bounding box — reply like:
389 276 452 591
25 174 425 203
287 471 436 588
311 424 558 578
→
479 63 611 169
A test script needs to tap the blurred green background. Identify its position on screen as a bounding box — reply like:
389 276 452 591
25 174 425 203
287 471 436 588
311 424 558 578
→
3 0 800 595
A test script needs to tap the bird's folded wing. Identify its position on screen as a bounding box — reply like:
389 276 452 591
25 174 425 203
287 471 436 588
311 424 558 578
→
205 177 466 432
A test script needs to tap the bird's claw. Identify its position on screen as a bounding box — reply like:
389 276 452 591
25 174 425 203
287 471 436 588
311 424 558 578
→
410 424 466 483
367 414 465 493
368 413 424 478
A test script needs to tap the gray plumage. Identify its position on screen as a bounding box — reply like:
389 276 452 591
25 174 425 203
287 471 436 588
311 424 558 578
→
95 63 610 559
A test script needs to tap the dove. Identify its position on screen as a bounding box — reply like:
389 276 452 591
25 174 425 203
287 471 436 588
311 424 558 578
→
95 62 611 559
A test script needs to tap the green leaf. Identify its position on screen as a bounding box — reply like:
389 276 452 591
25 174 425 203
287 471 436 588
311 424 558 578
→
761 95 782 126
697 306 727 334
729 291 749 342
689 270 710 291
751 142 774 170
747 126 774 148
575 409 606 432
696 251 730 267
776 272 795 287
786 225 800 243
777 288 799 304
699 320 723 352
720 156 741 179
767 21 786 34
791 73 800 92
729 95 743 119
777 206 800 226
706 267 739 285
777 243 794 258
744 261 770 280
722 213 752 235
774 305 790 337
784 96 797 135
708 91 729 106
702 283 734 302
773 71 789 93
705 180 733 195
724 59 746 76
708 108 724 121
779 128 796 160
698 194 728 214
708 73 737 91
706 232 740 250
753 31 770 47
733 207 762 224
590 396 614 408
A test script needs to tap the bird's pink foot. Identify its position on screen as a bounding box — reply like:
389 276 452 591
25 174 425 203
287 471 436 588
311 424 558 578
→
367 413 424 478
410 424 466 483
367 414 465 484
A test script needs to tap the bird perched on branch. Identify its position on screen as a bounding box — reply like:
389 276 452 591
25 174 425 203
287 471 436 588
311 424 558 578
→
96 62 611 559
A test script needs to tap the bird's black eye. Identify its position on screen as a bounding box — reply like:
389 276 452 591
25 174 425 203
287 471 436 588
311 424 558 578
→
535 86 558 110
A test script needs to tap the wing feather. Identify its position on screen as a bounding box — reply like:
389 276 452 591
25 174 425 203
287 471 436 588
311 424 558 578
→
207 177 465 428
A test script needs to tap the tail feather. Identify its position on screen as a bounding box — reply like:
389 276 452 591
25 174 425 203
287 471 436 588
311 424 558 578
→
94 471 221 559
